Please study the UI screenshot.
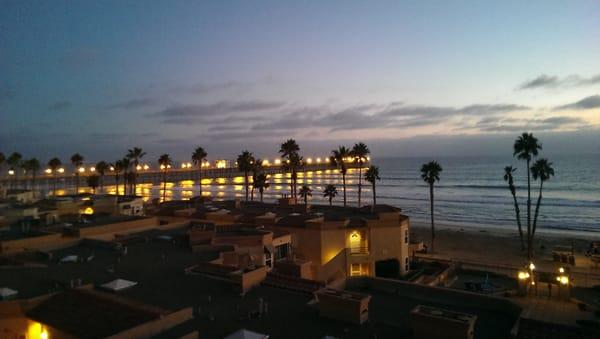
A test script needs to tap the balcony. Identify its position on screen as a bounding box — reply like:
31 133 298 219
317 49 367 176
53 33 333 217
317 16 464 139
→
350 246 369 255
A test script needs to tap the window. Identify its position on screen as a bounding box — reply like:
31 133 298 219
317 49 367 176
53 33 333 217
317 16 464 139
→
350 263 361 276
404 229 409 244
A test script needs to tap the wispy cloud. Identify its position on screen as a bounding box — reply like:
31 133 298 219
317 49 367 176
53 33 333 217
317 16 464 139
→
106 97 157 110
555 95 600 110
147 100 285 124
48 100 72 111
518 74 600 90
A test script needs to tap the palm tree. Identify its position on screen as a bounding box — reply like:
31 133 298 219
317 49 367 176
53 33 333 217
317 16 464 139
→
352 142 370 207
504 166 525 250
127 147 146 195
279 139 301 198
531 159 555 249
158 154 172 202
70 153 84 194
95 161 109 193
513 132 542 260
236 150 255 202
250 159 264 201
7 152 22 188
87 175 100 194
114 160 124 196
421 161 442 253
299 185 312 212
254 173 270 203
323 184 338 206
48 157 62 195
192 146 208 197
365 166 380 212
330 146 350 206
121 157 131 195
24 158 40 195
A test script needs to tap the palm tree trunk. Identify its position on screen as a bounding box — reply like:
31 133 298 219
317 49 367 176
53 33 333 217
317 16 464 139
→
358 165 362 207
244 171 249 201
75 173 79 194
198 165 203 197
430 183 435 253
526 159 532 260
532 181 544 240
372 182 376 212
329 197 332 206
53 174 57 196
342 173 347 207
162 171 167 201
510 191 525 250
260 191 264 203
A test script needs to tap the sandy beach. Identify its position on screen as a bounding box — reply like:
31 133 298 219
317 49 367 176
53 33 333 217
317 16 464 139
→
410 221 600 287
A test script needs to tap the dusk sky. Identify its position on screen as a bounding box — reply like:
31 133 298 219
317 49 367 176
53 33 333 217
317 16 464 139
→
1 0 599 162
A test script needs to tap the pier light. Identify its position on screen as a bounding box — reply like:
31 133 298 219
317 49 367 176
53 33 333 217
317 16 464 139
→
306 157 313 164
90 167 95 172
529 263 535 271
160 164 166 170
78 167 85 173
367 156 371 161
181 163 186 169
45 168 52 174
558 276 569 285
262 159 270 166
274 159 281 165
325 158 330 163
136 165 142 170
110 166 115 171
8 169 15 175
143 164 149 170
558 267 565 273
58 168 65 173
316 157 321 163
518 271 530 280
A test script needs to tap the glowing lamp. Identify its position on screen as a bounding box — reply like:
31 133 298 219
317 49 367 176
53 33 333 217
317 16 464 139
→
316 157 321 163
558 267 565 273
40 329 48 339
58 168 65 173
529 263 535 271
8 169 14 175
90 167 95 172
82 207 94 215
559 276 569 285
45 168 52 174
110 166 115 171
78 167 85 173
274 159 281 165
143 164 149 170
518 271 530 280
307 158 313 164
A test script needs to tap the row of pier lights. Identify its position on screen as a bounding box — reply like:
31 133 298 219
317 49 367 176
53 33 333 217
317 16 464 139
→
4 156 370 177
517 262 571 299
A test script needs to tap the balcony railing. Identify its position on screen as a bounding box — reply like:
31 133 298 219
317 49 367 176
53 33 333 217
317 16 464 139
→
350 246 369 255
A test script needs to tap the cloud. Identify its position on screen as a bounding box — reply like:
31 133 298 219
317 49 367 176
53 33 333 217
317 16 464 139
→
107 97 157 110
475 116 588 132
555 95 600 110
48 100 71 111
518 74 600 90
168 81 248 95
148 100 284 123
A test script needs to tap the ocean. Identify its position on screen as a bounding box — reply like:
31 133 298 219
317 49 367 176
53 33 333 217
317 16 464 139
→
41 154 600 233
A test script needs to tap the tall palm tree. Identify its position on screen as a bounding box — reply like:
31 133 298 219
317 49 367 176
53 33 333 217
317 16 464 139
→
70 153 84 194
365 166 380 213
48 157 62 196
279 139 301 198
513 132 542 260
114 160 124 196
127 147 146 195
504 166 525 250
254 173 270 203
330 146 350 206
121 157 131 195
421 161 442 253
299 185 312 212
250 159 264 201
95 161 109 193
352 142 370 207
323 184 338 206
7 152 22 189
531 159 555 247
192 146 208 197
236 150 255 202
158 154 172 202
24 158 40 195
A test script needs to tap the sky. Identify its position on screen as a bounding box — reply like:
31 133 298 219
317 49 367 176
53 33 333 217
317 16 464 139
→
1 0 599 163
